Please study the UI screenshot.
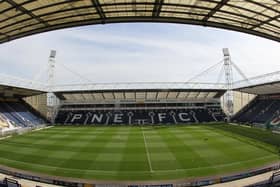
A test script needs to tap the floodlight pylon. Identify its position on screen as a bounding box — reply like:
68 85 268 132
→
47 50 58 123
223 48 234 117
47 50 56 92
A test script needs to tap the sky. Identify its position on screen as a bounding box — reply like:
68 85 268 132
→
0 23 279 85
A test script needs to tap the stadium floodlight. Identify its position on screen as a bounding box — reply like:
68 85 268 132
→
47 50 58 123
223 48 230 57
49 50 56 58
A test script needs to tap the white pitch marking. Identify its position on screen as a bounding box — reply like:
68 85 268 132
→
141 127 154 173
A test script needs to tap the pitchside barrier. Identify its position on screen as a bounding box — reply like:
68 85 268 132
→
0 125 47 138
0 163 279 187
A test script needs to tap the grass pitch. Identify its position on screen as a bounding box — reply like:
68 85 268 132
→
0 124 279 181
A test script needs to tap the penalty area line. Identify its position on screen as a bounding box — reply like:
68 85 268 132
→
141 127 154 173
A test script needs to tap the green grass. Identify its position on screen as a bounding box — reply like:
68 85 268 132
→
0 124 279 181
210 124 280 148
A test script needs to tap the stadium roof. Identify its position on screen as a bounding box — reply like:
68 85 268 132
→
55 89 225 103
54 82 226 103
0 73 46 92
233 71 280 95
0 84 44 98
0 0 280 44
51 82 227 92
235 81 280 95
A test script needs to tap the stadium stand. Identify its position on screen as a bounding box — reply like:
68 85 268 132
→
55 104 225 125
0 115 9 129
0 178 21 187
269 170 280 186
54 89 226 125
233 95 280 129
0 101 45 128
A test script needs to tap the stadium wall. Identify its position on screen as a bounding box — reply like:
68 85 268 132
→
0 162 279 187
24 94 48 118
220 91 256 115
232 91 256 114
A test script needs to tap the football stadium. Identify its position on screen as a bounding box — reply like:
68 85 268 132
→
0 1 280 187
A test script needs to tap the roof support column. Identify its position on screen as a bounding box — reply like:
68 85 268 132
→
3 0 49 26
91 0 106 23
153 0 164 17
202 0 230 22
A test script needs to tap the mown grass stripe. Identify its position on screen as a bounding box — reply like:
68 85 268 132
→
0 125 278 181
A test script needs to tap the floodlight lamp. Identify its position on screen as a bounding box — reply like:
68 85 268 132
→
223 48 230 56
50 50 56 58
